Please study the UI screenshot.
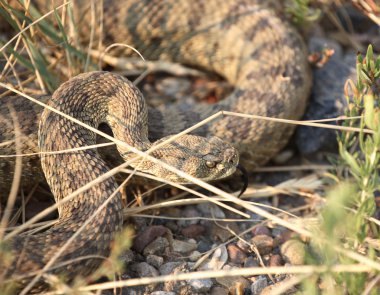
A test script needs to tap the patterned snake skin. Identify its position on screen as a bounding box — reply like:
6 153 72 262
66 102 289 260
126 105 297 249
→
0 0 311 290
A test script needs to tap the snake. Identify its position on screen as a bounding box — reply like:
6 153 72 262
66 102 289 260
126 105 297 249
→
0 0 311 291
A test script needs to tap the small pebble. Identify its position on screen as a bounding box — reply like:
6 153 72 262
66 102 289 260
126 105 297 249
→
181 224 205 238
251 235 274 255
143 236 169 256
210 286 229 295
189 250 202 262
198 240 212 252
216 268 250 289
280 239 306 265
227 244 247 264
120 249 135 265
209 221 239 242
201 245 228 270
165 221 178 232
151 292 176 295
197 203 225 218
131 262 158 277
236 239 251 253
252 225 271 236
276 229 295 244
172 239 197 254
269 254 283 267
244 256 259 268
251 275 268 295
146 254 164 268
132 225 170 253
187 278 214 292
159 262 184 275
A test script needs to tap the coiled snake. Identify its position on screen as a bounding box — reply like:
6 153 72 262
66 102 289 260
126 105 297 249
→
0 0 311 290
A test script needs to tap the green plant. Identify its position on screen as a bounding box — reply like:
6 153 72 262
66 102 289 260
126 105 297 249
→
0 0 89 92
302 45 380 294
286 0 321 25
338 45 379 243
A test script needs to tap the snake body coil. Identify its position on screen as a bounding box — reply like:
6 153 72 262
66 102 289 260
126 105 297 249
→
0 0 311 289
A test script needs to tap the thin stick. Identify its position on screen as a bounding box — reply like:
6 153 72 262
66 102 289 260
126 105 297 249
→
72 264 374 292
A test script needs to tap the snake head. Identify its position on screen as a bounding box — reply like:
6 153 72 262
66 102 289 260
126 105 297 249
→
129 135 239 183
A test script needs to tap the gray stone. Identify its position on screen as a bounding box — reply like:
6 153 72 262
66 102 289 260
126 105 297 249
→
251 276 268 295
172 239 197 254
187 278 214 292
159 262 184 275
131 262 158 277
189 250 202 262
296 37 357 154
197 203 225 218
244 256 259 268
146 254 164 268
210 286 229 295
121 249 135 265
200 245 228 270
143 236 169 256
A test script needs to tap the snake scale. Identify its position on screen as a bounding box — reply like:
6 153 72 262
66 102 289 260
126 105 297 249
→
0 0 311 291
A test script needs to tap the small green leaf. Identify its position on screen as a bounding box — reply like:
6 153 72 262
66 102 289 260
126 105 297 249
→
364 94 376 129
341 149 361 176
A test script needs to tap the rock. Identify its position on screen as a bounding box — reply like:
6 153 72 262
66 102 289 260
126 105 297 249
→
296 37 356 155
151 292 176 295
130 262 158 277
120 249 135 265
187 278 214 292
189 250 202 262
252 225 271 237
236 239 251 253
159 262 184 275
197 203 225 218
209 221 240 242
165 221 178 232
251 275 268 295
227 244 247 264
132 225 170 253
198 240 212 252
172 239 197 254
181 224 205 238
201 245 228 270
146 254 164 268
280 239 306 265
160 263 191 293
244 256 259 268
273 228 296 248
143 236 169 256
210 286 229 295
216 266 250 290
269 254 283 267
251 235 274 255
177 207 201 227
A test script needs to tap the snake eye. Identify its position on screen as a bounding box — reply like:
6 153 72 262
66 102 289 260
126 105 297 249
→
206 160 217 168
